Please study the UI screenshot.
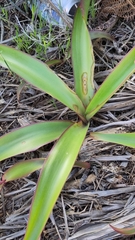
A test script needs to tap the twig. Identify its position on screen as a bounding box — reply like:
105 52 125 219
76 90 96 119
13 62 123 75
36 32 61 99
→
90 118 135 131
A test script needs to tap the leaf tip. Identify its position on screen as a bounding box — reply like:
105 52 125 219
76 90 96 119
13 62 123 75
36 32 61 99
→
110 224 135 236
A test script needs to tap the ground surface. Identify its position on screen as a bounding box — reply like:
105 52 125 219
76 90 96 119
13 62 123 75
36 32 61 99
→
0 0 135 239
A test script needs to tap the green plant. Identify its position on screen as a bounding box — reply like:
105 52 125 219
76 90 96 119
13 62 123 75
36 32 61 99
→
0 0 135 239
89 0 96 19
14 22 53 59
1 7 8 21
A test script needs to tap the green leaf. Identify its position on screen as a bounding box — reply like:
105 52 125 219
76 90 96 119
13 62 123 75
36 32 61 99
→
2 158 45 183
45 59 62 66
24 121 89 240
79 0 90 22
0 45 85 118
86 47 135 120
90 132 135 148
1 159 90 185
90 30 114 41
110 224 135 236
72 7 95 107
0 121 72 161
89 0 96 19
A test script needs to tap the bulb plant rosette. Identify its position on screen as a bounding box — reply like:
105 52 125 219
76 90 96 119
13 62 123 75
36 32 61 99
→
0 0 135 239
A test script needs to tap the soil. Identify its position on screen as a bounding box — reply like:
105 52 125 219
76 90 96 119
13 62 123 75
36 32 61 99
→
0 1 135 239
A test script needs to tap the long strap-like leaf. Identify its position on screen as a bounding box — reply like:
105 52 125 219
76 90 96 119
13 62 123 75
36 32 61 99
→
86 47 135 120
0 45 85 117
91 132 135 148
0 121 72 161
79 0 90 22
72 7 95 107
24 121 89 240
1 158 45 184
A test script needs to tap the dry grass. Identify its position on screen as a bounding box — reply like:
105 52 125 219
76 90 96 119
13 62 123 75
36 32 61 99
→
0 0 135 239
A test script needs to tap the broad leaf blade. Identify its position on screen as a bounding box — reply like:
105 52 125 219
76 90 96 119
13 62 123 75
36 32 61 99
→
0 121 72 161
91 132 135 148
110 224 135 236
86 47 135 120
0 45 85 117
24 121 89 240
2 158 45 183
72 7 95 107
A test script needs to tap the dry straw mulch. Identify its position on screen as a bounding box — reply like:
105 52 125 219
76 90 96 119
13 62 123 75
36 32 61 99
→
0 0 135 239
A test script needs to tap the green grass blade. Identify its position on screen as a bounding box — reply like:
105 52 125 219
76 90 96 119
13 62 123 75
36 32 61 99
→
86 47 135 120
72 7 95 107
2 158 45 183
0 121 72 161
91 132 135 148
0 45 85 117
24 121 89 240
